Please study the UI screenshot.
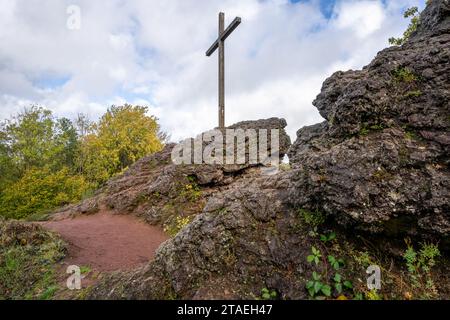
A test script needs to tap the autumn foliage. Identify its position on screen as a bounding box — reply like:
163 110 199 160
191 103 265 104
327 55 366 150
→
0 105 164 219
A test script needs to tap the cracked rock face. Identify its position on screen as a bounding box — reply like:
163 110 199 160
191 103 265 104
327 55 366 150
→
288 0 450 238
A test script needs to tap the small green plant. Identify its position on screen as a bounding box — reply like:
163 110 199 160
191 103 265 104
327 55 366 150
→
320 232 336 243
403 240 440 299
307 246 322 265
389 7 420 46
353 292 364 300
361 128 370 137
180 183 202 202
164 215 193 237
405 130 418 140
392 67 418 83
332 273 353 295
299 209 325 227
305 232 355 300
261 287 278 300
297 208 326 237
353 251 374 268
369 124 384 131
39 285 58 300
327 255 344 270
404 90 422 98
306 272 332 298
366 289 382 300
80 266 91 274
358 123 384 137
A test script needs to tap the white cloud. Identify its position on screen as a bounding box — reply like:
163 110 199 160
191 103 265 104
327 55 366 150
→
334 1 385 38
0 0 425 141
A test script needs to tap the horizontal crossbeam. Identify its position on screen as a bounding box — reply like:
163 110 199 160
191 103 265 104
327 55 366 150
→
205 17 241 56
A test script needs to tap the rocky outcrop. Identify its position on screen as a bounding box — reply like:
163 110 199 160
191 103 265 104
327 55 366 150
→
52 118 290 230
87 1 449 300
87 171 316 299
288 0 450 237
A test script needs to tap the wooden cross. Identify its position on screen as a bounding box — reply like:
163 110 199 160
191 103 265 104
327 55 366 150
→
206 12 241 128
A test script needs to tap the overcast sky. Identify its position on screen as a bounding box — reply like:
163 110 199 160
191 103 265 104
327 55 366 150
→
0 0 425 141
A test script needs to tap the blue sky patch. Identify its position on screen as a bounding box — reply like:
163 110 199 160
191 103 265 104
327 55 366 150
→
31 74 71 90
290 0 336 19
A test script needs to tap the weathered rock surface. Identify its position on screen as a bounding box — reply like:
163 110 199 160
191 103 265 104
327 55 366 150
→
88 172 318 299
52 118 290 230
86 1 449 300
288 0 450 237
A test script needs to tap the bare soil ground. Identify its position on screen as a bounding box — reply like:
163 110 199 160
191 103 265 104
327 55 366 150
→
42 211 168 272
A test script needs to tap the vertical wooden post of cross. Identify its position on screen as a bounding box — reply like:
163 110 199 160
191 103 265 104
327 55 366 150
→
218 13 225 128
206 13 241 128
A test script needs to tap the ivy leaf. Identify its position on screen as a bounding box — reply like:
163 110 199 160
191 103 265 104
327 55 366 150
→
335 283 343 294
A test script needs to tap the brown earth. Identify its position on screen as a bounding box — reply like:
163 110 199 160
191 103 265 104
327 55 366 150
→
42 210 169 272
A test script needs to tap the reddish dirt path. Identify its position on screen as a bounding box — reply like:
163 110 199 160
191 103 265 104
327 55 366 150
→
42 212 169 272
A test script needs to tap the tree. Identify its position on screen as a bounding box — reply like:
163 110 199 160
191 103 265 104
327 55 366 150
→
53 117 80 170
75 113 93 138
0 130 17 190
0 107 80 174
389 6 420 46
0 104 164 219
78 104 164 185
2 107 56 173
0 107 87 219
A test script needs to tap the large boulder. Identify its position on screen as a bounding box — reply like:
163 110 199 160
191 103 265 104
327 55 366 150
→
51 118 290 228
288 0 450 238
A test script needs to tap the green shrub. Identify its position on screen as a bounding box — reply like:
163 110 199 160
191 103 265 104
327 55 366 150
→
0 166 91 219
392 67 418 83
403 241 440 299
